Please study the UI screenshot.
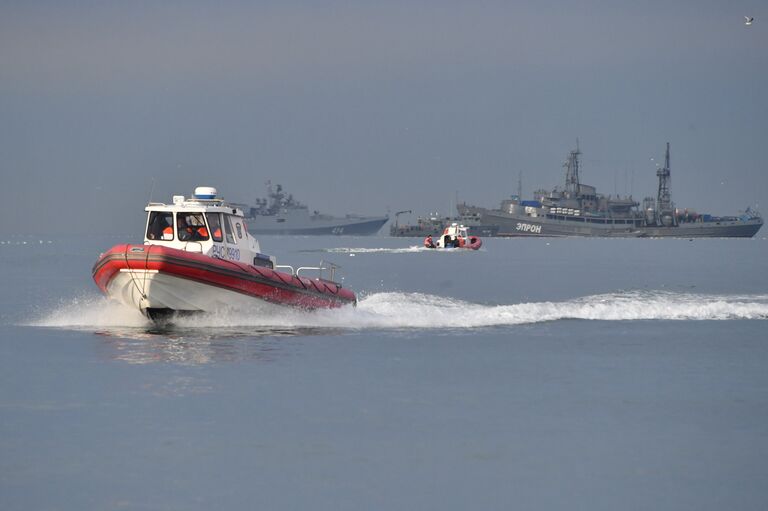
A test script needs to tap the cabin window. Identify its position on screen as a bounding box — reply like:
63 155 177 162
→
177 212 210 241
146 211 174 240
206 213 224 242
236 222 243 239
223 214 236 244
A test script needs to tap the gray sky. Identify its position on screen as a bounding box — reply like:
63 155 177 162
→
1 0 766 235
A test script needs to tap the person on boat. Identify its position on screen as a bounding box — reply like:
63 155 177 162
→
177 215 192 241
424 234 436 249
206 214 224 241
146 212 174 240
177 213 210 241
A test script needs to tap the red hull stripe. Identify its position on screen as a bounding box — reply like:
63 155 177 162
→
92 244 356 308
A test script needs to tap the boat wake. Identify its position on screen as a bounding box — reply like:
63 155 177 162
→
29 290 768 333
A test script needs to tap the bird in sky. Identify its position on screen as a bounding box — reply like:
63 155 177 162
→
744 16 754 26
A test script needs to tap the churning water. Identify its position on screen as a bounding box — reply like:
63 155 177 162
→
30 289 768 330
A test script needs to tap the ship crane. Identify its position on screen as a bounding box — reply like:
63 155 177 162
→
393 210 412 230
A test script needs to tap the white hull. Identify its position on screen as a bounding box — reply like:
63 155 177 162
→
107 269 272 315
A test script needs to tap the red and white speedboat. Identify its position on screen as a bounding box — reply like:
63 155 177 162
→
92 187 356 320
424 223 482 250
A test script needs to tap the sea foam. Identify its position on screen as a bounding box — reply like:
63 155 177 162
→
28 290 768 331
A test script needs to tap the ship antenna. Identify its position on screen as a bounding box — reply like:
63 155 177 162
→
656 142 672 211
564 139 582 196
147 177 156 204
455 190 459 216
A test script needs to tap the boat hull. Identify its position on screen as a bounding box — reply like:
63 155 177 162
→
247 216 388 236
92 244 356 316
465 237 483 249
425 236 482 250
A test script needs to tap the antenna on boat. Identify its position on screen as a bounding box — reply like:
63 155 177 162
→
148 177 156 204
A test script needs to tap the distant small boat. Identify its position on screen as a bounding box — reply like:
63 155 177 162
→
92 186 356 321
424 223 482 250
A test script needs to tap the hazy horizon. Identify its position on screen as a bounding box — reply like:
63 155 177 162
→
1 0 766 235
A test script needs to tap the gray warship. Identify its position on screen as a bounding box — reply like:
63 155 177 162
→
458 143 762 238
241 183 389 235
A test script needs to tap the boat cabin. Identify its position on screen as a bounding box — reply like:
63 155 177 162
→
436 223 470 248
144 186 276 269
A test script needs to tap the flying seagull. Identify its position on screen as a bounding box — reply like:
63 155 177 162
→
745 16 754 26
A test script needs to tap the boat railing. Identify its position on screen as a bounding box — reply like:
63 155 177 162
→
298 261 340 283
275 264 295 275
277 261 341 283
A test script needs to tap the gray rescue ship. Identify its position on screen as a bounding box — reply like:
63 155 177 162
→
459 143 763 238
240 183 389 236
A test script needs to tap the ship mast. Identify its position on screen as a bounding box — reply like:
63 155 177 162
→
656 142 672 213
564 139 581 197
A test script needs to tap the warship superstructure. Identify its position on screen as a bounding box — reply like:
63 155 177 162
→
458 143 762 238
241 183 388 235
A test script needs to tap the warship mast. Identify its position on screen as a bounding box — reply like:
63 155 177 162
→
656 142 675 225
564 140 581 198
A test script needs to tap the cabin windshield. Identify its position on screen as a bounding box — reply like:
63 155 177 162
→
222 215 235 244
177 212 210 241
206 213 224 242
146 211 174 240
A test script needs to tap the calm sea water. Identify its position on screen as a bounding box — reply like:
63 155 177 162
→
1 234 767 510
